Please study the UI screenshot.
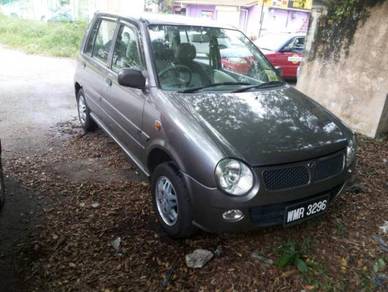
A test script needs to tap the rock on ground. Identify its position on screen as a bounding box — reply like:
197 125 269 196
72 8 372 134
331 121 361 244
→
185 249 214 269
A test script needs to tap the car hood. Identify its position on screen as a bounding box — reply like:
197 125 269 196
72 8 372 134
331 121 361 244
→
165 86 349 166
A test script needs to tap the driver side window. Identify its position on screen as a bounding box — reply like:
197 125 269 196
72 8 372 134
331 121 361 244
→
285 37 305 52
112 25 144 73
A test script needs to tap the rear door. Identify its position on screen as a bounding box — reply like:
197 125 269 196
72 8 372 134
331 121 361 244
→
80 17 118 124
103 21 148 161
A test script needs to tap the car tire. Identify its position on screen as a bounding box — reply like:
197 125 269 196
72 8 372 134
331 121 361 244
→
77 89 96 132
151 162 194 238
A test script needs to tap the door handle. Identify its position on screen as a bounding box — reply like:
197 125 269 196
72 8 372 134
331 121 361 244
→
106 78 112 87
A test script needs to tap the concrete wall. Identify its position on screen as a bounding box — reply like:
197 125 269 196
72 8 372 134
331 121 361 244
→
297 3 388 138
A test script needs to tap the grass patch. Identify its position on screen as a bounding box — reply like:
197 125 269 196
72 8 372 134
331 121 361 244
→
275 239 342 290
275 239 311 273
0 14 87 57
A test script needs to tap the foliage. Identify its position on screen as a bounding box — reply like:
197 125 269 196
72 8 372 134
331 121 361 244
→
275 239 348 289
310 0 387 61
373 258 386 273
0 14 87 57
275 240 311 273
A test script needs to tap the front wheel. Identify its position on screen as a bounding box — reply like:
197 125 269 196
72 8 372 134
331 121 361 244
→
151 163 194 238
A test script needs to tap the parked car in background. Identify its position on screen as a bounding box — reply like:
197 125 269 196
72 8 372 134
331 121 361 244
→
256 34 305 79
0 139 5 210
188 33 231 56
75 13 356 238
220 47 254 75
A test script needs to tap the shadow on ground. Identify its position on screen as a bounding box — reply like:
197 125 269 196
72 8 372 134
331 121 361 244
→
0 177 42 292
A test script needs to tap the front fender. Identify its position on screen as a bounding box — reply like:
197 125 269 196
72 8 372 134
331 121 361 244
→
143 89 226 188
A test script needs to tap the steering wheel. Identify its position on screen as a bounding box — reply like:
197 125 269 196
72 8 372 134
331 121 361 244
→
158 64 192 87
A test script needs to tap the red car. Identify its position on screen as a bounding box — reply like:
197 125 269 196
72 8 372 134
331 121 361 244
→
220 47 254 75
256 34 305 79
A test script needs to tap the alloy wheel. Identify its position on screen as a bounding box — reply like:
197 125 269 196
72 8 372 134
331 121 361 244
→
155 176 179 226
78 94 87 125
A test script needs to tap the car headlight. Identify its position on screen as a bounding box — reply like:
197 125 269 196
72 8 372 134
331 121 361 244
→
215 159 254 196
346 135 357 166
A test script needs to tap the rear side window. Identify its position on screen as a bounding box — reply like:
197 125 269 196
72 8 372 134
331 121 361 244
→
92 19 117 64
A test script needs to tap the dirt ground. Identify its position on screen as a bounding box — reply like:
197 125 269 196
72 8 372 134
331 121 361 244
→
0 46 387 291
2 123 387 292
0 45 75 291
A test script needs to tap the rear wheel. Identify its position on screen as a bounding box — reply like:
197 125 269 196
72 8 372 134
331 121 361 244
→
77 89 96 132
151 163 194 238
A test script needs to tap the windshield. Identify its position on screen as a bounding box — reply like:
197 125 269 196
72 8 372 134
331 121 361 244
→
148 25 282 92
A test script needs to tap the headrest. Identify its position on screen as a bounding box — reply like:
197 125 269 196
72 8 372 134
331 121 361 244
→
175 43 196 63
152 40 174 61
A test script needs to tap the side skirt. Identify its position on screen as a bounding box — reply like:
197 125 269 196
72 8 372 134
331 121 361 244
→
90 112 150 177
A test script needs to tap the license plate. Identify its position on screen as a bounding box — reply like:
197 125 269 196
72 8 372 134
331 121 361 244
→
284 195 329 225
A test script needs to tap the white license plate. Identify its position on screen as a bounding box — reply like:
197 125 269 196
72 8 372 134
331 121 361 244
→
284 195 329 225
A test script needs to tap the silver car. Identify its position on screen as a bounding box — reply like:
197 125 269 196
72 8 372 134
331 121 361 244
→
74 13 356 238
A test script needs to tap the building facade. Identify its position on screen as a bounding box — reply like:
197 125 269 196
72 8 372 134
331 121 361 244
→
173 0 312 39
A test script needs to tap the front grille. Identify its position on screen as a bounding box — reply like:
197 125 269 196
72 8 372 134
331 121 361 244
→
313 153 344 181
250 184 343 227
260 151 345 191
263 166 309 190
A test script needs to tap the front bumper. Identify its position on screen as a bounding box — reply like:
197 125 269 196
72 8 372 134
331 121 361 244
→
183 161 355 233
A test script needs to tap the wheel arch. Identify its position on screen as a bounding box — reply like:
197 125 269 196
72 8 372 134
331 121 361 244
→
147 146 178 174
74 82 82 97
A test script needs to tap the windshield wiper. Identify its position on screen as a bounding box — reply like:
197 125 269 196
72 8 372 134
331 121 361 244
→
178 82 252 93
232 80 285 93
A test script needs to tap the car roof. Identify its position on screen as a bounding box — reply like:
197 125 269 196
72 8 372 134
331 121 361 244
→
95 12 238 30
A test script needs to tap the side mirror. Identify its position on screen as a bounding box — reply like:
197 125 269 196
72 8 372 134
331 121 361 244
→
118 68 146 90
274 66 283 78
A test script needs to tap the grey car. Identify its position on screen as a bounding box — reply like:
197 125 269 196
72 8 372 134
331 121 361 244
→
74 13 356 238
